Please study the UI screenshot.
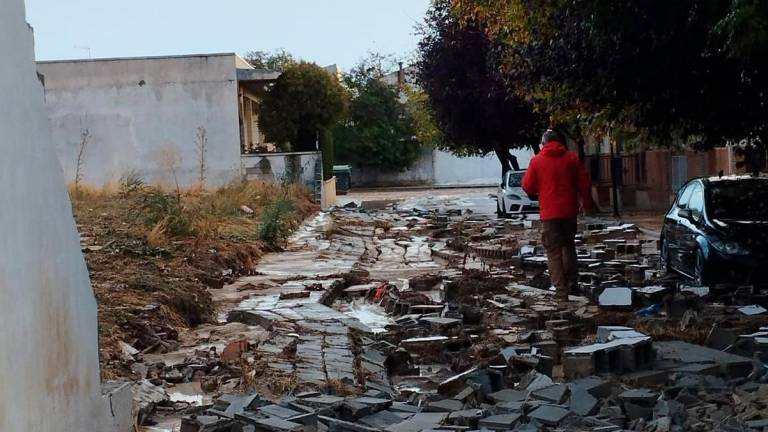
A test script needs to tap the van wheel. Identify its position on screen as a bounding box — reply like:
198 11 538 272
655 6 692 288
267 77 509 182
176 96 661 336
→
496 200 504 218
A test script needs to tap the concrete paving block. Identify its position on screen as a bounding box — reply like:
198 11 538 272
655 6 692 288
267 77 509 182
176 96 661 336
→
654 341 753 378
453 386 476 402
227 310 283 329
258 405 303 420
236 414 304 431
524 372 554 392
301 395 345 408
531 384 569 404
446 409 484 427
213 393 262 415
286 411 318 428
352 397 393 411
385 413 449 432
619 389 658 404
563 354 595 378
529 404 571 426
598 288 633 306
359 410 409 429
623 402 652 420
339 400 372 421
621 370 669 387
477 413 521 430
180 415 236 432
318 415 382 432
487 389 528 403
568 388 599 417
595 326 633 341
568 377 612 399
424 399 464 412
389 402 420 413
745 418 768 429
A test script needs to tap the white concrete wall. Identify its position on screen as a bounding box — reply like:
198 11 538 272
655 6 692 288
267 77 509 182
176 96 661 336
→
433 148 533 186
347 147 534 188
241 151 321 189
38 53 243 187
0 1 129 430
350 146 435 187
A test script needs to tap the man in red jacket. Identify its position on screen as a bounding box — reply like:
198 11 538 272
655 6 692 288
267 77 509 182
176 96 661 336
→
523 129 592 303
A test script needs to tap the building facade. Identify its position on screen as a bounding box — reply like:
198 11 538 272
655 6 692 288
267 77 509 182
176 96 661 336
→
38 53 251 187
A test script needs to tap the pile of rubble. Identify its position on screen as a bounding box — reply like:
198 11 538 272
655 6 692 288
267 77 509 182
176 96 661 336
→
128 200 768 431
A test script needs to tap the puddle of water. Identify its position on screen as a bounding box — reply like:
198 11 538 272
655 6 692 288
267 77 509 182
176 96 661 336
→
336 300 392 333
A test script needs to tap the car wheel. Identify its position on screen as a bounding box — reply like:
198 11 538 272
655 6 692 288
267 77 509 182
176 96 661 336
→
660 237 670 274
498 199 509 219
694 249 709 286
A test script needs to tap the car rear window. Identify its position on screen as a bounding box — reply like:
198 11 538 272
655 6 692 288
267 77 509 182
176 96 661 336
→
707 180 768 221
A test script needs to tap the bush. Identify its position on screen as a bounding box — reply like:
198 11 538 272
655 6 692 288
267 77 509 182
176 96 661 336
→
256 195 296 248
119 170 146 197
134 188 193 237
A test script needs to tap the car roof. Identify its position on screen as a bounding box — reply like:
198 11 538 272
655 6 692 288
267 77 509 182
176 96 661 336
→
703 174 768 184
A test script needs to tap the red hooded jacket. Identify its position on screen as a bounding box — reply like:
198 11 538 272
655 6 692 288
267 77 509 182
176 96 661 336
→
522 141 591 220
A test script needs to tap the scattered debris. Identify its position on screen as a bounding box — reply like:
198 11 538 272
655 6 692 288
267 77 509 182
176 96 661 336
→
116 193 768 431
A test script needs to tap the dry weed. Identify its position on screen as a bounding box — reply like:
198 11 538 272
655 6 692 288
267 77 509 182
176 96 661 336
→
325 379 360 396
146 221 168 247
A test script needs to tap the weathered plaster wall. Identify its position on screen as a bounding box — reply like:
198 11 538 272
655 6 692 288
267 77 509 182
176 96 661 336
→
38 53 243 187
241 151 321 189
0 1 129 430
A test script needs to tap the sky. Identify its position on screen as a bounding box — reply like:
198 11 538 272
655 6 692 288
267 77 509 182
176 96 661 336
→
24 0 431 71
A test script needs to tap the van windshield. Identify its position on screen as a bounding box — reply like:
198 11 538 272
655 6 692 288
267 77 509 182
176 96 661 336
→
508 172 525 188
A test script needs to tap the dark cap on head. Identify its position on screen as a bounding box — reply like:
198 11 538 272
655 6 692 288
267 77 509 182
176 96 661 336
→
541 129 564 145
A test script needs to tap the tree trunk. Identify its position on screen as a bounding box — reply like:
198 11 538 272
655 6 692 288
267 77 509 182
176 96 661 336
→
560 124 600 213
493 142 513 177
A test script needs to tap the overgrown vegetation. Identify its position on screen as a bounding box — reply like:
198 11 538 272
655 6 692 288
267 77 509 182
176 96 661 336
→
334 53 429 172
243 49 297 72
441 0 768 158
69 179 317 378
260 62 348 152
256 195 297 249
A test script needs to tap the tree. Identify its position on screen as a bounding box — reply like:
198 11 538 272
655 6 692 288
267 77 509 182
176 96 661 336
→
334 78 422 172
242 49 297 72
403 86 444 150
453 0 768 157
259 62 348 152
416 0 548 175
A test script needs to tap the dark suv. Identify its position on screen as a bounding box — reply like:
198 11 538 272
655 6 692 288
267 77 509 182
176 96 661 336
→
661 176 768 285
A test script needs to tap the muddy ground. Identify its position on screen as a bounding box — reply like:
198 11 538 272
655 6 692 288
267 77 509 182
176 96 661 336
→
98 187 768 431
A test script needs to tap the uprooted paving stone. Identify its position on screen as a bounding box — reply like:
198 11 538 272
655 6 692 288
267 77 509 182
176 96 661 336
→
127 196 768 431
